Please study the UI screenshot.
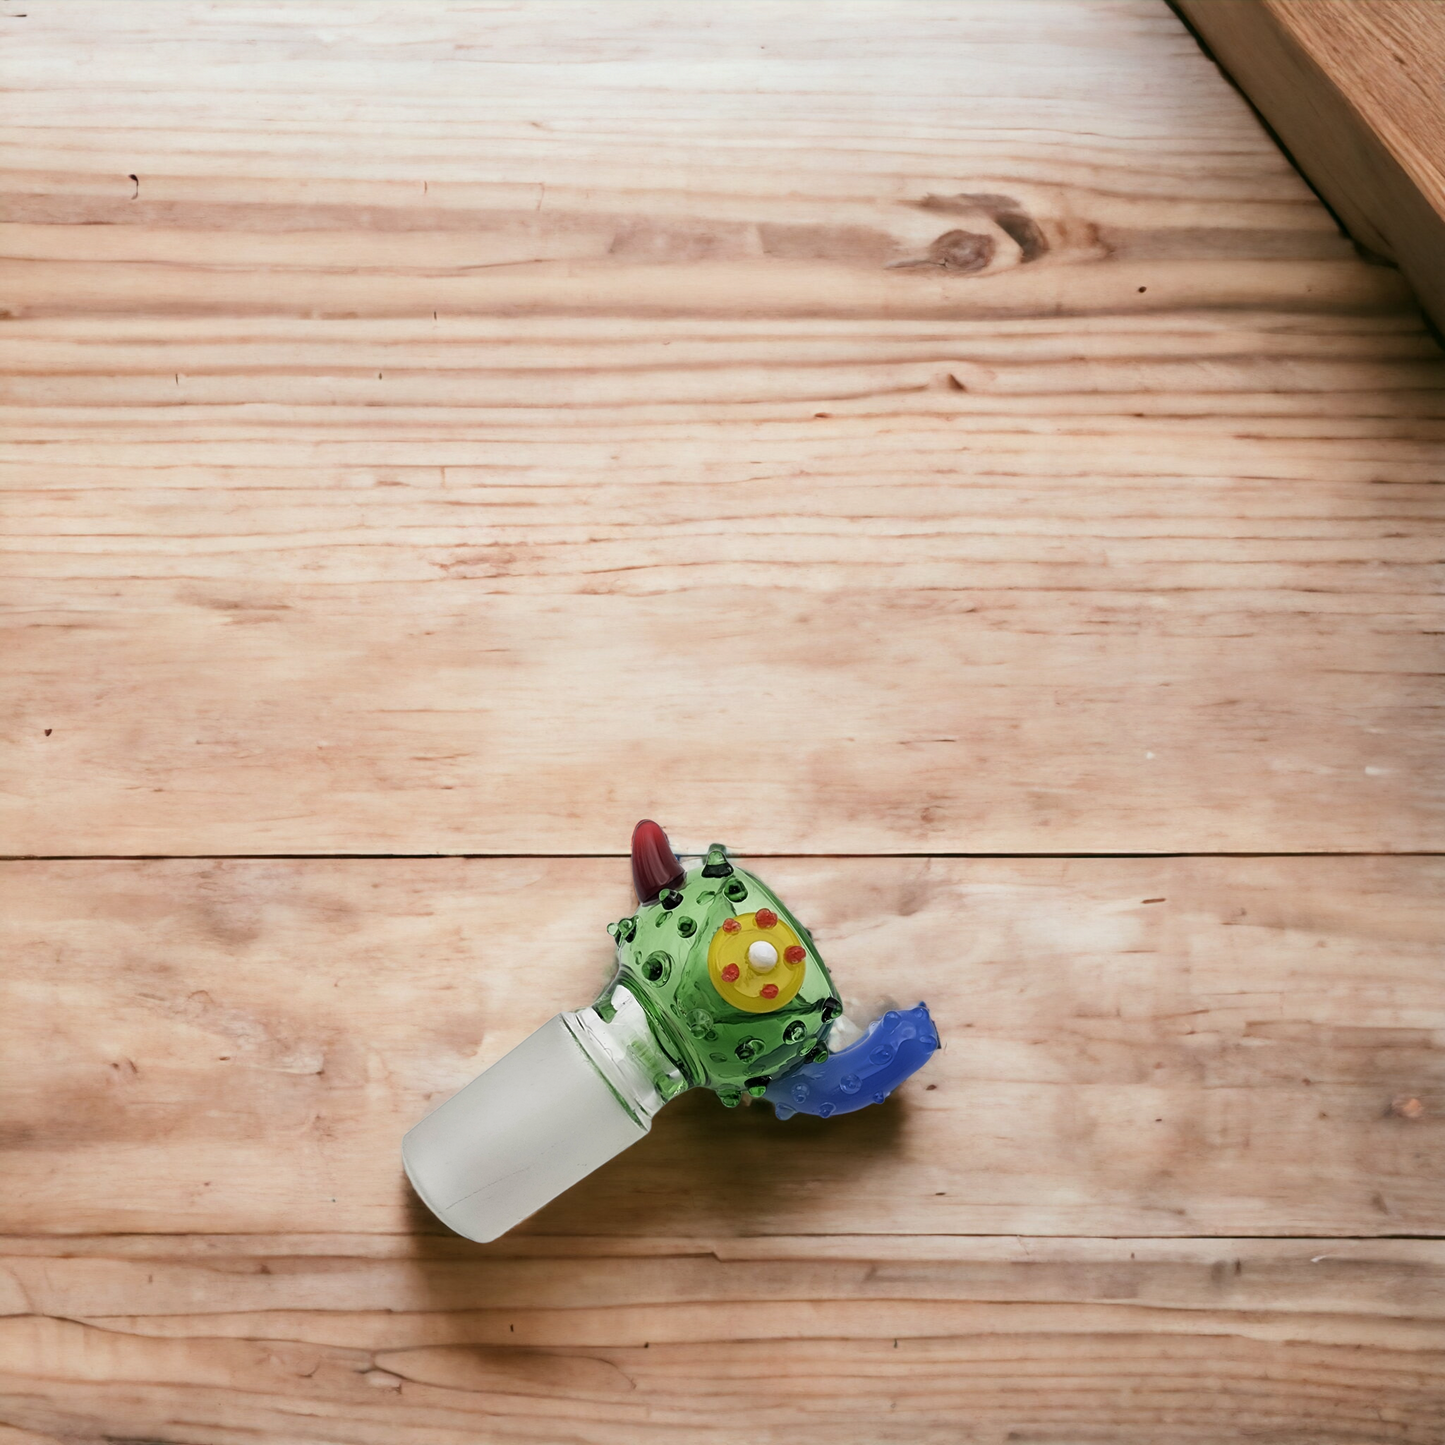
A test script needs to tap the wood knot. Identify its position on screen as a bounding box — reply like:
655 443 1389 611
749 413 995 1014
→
927 229 995 273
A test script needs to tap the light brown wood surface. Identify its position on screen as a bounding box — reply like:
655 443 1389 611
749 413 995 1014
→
2 857 1444 1440
4 856 1444 1239
3 0 1444 856
3 1235 1444 1444
2 2 1443 1442
1176 0 1445 335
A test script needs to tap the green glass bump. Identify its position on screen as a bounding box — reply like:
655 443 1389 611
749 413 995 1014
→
723 877 749 903
783 1020 806 1044
676 916 697 938
642 951 672 985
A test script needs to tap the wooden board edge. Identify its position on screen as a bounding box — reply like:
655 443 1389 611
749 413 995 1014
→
1172 0 1445 339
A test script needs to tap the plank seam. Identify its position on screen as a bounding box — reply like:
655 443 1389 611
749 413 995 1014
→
5 851 1443 863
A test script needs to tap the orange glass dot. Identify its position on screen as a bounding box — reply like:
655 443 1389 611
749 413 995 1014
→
760 983 779 999
722 917 741 934
755 908 778 929
721 963 740 983
784 944 806 964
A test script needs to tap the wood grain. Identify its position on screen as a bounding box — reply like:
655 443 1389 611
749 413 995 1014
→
3 0 1442 856
1176 0 1445 334
3 1234 1444 1444
3 856 1441 1239
3 4 1443 1439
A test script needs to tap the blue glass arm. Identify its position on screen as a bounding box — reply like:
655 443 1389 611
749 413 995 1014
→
765 1003 939 1119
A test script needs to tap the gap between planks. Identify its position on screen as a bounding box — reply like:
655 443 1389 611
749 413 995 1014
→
7 850 1445 862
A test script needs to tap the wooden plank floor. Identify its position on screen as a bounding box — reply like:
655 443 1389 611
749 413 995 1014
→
1 3 1442 1442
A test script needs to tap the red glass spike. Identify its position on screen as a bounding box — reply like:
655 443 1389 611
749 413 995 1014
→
755 908 778 929
631 819 685 903
760 983 779 999
784 945 806 964
722 917 741 934
721 963 741 983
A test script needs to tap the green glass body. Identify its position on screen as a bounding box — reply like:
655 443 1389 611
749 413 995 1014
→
601 844 841 1108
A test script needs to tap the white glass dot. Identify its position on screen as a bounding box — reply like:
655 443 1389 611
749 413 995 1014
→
747 940 779 972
